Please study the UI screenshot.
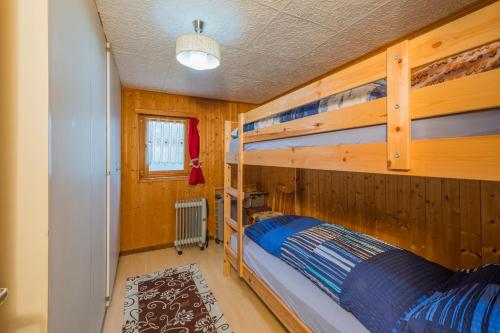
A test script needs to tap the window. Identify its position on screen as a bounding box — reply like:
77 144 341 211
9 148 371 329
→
139 115 189 179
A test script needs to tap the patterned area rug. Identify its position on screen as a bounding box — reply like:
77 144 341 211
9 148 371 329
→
122 263 232 333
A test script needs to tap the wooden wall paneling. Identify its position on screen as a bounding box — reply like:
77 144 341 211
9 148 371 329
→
289 169 499 270
297 170 304 215
441 179 461 270
317 171 325 221
354 173 366 234
294 169 302 215
459 180 482 268
481 181 500 264
121 88 254 251
309 170 319 219
330 171 340 225
319 171 330 222
297 170 306 215
364 173 376 236
425 178 443 265
310 171 319 219
397 176 411 251
308 170 315 219
346 172 357 231
303 170 312 217
373 174 387 241
252 166 296 209
327 171 337 223
385 174 399 246
338 171 349 228
409 177 426 257
306 171 314 217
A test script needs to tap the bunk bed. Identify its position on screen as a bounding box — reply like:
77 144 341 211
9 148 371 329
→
223 2 500 332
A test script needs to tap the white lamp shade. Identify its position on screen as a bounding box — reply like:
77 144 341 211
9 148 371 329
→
176 33 221 70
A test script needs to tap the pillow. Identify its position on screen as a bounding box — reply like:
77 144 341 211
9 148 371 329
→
339 249 453 333
395 264 500 333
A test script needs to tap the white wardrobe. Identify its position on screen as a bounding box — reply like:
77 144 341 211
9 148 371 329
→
49 0 120 331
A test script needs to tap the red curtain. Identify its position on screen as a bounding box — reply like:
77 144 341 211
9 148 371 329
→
188 118 205 185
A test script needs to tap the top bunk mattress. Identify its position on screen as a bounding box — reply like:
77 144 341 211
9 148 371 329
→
230 108 500 152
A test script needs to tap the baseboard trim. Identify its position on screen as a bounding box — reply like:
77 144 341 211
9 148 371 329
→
120 236 215 256
120 243 174 256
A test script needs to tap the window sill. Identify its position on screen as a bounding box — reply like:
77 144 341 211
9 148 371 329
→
139 175 189 182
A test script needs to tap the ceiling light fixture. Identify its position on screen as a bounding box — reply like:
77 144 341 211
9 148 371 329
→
176 19 221 71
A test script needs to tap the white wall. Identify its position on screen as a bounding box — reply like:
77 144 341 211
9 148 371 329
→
48 0 108 331
0 0 50 332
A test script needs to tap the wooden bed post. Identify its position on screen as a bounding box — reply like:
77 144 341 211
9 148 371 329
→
387 40 411 171
223 121 232 277
237 113 245 277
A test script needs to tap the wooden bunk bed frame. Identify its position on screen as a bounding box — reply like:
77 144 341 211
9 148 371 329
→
223 3 500 333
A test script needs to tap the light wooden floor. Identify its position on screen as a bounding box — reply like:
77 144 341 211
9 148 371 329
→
102 241 287 333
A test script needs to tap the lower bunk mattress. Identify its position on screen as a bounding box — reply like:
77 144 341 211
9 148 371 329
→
232 216 500 333
230 233 369 333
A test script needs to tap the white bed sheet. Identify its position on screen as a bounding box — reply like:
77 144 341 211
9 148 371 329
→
230 234 368 333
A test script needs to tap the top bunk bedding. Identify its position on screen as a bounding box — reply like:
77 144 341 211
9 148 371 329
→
231 108 500 152
225 5 500 179
244 215 500 333
240 41 499 135
229 41 500 154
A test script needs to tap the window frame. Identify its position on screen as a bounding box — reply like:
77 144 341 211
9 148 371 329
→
138 114 190 180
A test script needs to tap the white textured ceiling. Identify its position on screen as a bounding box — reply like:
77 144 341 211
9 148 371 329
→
96 0 478 104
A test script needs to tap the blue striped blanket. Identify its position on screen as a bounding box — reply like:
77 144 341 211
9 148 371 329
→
245 215 396 302
244 216 500 332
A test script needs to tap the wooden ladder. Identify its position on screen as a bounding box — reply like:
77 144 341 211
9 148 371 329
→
223 114 244 277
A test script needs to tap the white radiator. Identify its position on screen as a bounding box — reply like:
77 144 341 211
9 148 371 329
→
174 198 207 254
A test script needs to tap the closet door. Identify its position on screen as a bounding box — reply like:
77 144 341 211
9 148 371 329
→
88 5 107 332
106 48 121 303
48 0 107 331
49 0 93 331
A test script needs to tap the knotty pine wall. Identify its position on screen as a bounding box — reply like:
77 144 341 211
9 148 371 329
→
243 166 297 206
121 88 254 252
249 167 499 270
